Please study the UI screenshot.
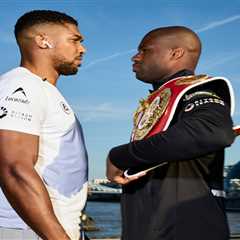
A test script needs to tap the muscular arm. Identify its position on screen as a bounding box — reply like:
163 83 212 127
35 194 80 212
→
0 130 70 240
108 95 235 170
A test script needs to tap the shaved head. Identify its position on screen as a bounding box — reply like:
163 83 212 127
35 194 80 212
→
132 26 202 83
144 26 201 68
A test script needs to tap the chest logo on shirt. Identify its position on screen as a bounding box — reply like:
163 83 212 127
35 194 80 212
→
4 87 30 105
0 106 8 119
12 87 27 97
60 101 71 115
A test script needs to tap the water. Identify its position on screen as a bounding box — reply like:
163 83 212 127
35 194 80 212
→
86 201 240 239
228 212 240 234
86 202 121 238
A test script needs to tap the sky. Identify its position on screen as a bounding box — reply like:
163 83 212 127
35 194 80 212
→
0 0 239 179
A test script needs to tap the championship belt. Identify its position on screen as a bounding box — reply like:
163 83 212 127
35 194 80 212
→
131 74 235 141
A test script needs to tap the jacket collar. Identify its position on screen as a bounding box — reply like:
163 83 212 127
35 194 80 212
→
152 69 194 91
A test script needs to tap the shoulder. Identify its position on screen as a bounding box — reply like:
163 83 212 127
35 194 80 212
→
177 75 234 114
182 91 225 112
0 67 46 99
0 67 48 118
182 83 223 103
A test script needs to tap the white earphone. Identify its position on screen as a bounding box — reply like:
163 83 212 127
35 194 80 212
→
43 40 53 49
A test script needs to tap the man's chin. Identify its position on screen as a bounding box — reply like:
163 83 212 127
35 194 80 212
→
135 74 152 84
60 67 78 76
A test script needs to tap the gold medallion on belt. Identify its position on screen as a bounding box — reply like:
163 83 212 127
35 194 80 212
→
132 88 171 140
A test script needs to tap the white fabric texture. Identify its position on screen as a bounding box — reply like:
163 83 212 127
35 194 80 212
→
0 67 88 240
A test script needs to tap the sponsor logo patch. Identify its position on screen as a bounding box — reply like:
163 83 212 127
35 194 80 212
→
60 101 71 115
0 106 8 118
183 91 220 101
184 103 195 112
12 87 27 97
4 87 30 105
184 98 225 112
10 110 32 121
5 96 30 104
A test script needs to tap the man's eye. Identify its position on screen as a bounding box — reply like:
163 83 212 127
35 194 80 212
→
140 48 148 53
71 39 79 42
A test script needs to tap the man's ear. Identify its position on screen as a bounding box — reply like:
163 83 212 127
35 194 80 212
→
170 48 185 60
35 35 49 49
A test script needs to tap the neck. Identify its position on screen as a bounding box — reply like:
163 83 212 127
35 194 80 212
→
20 60 59 85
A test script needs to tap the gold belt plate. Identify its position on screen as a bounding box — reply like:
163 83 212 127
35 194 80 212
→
132 88 171 140
175 74 208 85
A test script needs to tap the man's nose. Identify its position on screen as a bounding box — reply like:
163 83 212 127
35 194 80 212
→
79 44 86 54
131 52 141 62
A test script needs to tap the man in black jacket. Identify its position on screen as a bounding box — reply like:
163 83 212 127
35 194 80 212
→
106 26 235 240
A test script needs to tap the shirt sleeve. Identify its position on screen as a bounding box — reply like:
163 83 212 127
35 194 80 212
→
0 81 46 136
109 92 235 170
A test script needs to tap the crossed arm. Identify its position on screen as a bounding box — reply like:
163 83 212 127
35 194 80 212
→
0 130 70 240
106 96 235 184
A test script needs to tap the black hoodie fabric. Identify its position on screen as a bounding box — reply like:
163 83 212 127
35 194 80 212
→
109 70 235 240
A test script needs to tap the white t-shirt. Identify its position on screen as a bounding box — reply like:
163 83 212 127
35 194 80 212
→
0 67 88 240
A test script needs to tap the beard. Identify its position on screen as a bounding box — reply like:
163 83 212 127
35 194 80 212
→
56 62 79 75
54 55 80 75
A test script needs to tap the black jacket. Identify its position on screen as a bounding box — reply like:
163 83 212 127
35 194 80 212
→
109 70 235 240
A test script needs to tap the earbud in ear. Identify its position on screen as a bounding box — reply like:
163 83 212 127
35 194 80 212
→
43 40 53 49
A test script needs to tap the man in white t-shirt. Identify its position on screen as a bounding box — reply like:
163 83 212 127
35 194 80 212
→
0 10 88 240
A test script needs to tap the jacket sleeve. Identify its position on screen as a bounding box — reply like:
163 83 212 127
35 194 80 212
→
109 93 235 170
